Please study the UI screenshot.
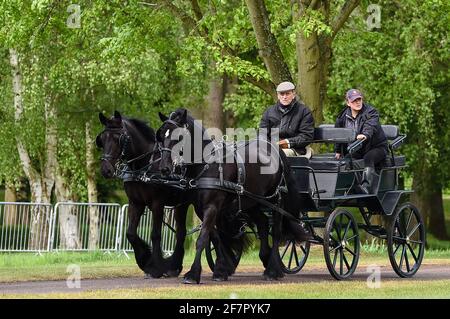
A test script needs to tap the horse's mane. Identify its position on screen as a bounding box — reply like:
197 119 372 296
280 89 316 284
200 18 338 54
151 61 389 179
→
124 117 156 141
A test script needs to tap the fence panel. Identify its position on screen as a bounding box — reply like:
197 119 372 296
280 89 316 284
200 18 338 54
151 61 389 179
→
0 202 53 252
51 202 122 251
119 205 176 256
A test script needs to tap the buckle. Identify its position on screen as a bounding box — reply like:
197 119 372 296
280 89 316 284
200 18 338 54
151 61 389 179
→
179 179 187 188
188 179 197 188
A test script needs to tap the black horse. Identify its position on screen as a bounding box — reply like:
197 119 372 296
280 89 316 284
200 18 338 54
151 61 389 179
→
96 111 189 278
157 108 306 284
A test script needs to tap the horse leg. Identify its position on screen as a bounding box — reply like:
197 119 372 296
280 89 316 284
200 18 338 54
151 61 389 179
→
146 201 166 278
210 228 231 282
249 208 270 268
183 205 216 284
264 211 284 280
126 202 152 274
166 204 188 277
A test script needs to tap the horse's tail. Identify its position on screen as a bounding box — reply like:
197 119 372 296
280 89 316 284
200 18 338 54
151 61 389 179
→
278 150 311 243
216 215 251 275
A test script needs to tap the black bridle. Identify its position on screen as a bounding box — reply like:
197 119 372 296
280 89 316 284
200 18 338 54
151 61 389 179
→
98 126 161 176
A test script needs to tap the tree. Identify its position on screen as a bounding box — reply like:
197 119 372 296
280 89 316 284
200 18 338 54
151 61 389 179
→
158 0 360 125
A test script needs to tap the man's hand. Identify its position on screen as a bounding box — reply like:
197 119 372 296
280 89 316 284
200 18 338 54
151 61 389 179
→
277 139 289 149
335 153 341 159
357 134 367 141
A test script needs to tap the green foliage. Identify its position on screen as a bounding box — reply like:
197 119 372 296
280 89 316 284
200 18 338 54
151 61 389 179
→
327 0 449 183
290 9 333 40
223 82 273 128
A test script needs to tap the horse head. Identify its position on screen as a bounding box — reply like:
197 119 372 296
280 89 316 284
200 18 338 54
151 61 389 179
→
157 108 198 177
96 111 158 178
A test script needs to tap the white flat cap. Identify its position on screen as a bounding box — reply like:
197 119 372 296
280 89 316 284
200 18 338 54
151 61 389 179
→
276 81 295 92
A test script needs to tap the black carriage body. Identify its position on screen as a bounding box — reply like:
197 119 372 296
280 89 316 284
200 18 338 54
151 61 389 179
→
288 125 409 215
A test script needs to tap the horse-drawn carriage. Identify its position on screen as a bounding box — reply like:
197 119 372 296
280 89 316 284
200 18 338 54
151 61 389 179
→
97 110 425 283
204 124 425 280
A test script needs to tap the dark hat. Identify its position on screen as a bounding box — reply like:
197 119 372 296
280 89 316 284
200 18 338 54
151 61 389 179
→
276 81 295 92
346 89 363 102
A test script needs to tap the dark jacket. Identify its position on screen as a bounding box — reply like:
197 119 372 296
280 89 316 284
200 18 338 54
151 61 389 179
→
260 99 315 155
334 103 387 155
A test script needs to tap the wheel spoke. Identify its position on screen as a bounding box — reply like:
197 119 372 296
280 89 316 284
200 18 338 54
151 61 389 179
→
406 243 419 264
343 219 352 241
404 248 411 272
407 223 421 239
346 234 358 242
393 242 402 256
339 248 344 275
342 252 351 271
345 246 356 256
405 210 413 232
399 244 406 270
332 248 338 268
395 219 405 238
287 242 297 269
335 220 342 241
330 244 342 253
281 240 291 259
300 244 307 255
292 242 300 267
408 239 423 245
392 235 406 242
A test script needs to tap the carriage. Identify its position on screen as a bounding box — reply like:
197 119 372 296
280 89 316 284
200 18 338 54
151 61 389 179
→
97 110 425 282
204 124 425 280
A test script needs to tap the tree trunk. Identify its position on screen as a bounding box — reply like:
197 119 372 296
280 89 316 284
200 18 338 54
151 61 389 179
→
86 121 100 250
4 184 18 226
224 74 238 128
10 48 56 250
293 2 332 126
245 0 293 85
55 163 82 250
295 36 330 125
203 70 225 131
412 165 448 240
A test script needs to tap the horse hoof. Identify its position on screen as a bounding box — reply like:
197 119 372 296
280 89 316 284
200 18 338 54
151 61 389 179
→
263 273 282 281
166 269 181 278
144 273 153 279
183 277 200 284
212 276 228 282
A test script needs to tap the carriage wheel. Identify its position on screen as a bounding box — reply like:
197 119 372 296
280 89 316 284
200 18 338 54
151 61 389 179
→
323 209 360 280
205 237 242 273
279 239 310 274
278 223 311 274
387 202 425 278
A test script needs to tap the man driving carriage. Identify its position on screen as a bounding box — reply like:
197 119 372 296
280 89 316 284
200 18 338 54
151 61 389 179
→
259 81 315 158
334 89 388 194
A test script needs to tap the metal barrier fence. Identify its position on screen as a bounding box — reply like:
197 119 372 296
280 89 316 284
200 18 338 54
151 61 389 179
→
118 205 176 256
0 202 53 252
0 202 176 254
51 202 122 252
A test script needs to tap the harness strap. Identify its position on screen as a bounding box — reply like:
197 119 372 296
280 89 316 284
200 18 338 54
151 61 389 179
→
194 177 296 222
